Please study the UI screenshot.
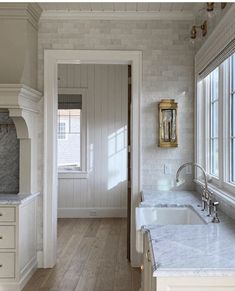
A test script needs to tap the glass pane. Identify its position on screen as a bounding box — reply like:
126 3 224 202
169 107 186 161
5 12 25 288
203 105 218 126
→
231 54 235 183
232 138 235 182
58 133 80 167
210 138 219 177
233 93 235 137
211 68 219 101
211 101 218 138
232 54 235 92
57 108 81 168
70 111 81 133
58 114 69 133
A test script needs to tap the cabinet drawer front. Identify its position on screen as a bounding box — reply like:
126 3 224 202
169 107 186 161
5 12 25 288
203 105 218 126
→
0 226 15 249
0 253 15 278
0 208 15 222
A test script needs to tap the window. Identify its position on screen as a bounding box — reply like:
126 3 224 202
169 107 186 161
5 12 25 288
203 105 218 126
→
231 54 235 182
197 52 235 194
57 94 83 171
209 68 219 177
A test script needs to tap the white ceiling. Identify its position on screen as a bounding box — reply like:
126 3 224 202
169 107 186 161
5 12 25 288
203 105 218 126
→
39 2 200 13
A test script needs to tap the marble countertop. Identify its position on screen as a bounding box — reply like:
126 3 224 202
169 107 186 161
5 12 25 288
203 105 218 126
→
0 192 40 205
141 190 235 277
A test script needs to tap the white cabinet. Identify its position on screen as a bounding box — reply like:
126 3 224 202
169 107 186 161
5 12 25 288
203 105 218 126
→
0 196 38 291
142 234 156 291
142 233 235 291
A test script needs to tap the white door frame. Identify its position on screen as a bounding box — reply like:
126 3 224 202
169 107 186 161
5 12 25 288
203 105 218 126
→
43 50 142 268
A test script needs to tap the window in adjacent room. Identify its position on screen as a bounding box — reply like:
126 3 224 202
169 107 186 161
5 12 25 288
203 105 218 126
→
57 94 82 171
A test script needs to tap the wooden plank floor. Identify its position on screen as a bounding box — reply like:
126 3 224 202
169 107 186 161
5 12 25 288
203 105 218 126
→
23 218 141 291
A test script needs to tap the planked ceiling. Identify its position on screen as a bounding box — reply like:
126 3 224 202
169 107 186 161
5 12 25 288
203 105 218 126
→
39 2 200 13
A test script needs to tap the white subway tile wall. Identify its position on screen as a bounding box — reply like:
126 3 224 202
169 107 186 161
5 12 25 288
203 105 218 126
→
37 19 195 249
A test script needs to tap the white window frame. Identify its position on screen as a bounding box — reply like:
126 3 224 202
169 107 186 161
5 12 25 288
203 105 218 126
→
196 56 235 196
229 54 235 184
57 87 88 174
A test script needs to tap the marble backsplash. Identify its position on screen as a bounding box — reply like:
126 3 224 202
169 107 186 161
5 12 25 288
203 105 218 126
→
0 112 19 194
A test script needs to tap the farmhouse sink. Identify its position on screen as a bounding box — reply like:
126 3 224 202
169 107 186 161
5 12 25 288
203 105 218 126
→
136 206 206 253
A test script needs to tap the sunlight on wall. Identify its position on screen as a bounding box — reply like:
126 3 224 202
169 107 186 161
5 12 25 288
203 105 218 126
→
108 126 127 190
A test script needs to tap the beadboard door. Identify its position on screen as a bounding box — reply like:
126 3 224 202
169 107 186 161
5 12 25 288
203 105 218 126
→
58 64 128 218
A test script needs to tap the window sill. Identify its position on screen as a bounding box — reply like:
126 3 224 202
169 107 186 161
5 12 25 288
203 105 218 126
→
58 171 89 179
194 179 235 206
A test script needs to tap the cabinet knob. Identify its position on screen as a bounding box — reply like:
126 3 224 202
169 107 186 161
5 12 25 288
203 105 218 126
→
0 264 2 267
0 236 3 239
140 264 144 272
0 214 2 217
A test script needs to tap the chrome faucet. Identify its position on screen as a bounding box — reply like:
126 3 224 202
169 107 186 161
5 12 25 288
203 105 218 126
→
175 162 218 221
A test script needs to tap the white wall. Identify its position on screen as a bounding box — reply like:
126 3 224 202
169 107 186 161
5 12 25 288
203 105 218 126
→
37 18 195 250
57 64 128 217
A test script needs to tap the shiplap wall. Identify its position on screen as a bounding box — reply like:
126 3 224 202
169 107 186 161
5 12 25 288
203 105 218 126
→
57 64 128 217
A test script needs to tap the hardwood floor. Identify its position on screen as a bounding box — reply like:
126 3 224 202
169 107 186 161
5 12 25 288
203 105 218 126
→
23 218 141 291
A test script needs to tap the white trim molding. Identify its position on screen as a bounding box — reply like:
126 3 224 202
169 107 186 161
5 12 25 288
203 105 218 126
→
0 3 42 30
43 50 142 268
40 10 194 21
0 84 42 194
58 207 127 218
195 3 235 76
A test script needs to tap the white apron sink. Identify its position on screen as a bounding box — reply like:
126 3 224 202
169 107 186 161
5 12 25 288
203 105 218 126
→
136 206 206 253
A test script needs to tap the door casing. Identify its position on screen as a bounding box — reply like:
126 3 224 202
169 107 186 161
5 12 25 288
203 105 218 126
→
43 50 142 267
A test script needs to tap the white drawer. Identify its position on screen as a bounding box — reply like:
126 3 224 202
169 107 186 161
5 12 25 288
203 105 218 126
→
0 208 15 222
0 253 15 278
0 226 15 249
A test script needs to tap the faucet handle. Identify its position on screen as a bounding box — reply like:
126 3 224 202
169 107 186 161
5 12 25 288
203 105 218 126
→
212 201 220 223
208 190 213 197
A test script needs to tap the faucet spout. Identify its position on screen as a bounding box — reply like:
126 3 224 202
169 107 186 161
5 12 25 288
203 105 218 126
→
175 162 208 191
175 162 219 222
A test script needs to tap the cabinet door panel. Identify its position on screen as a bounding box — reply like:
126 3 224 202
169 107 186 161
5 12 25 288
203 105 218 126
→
0 253 15 278
0 207 15 222
0 226 15 249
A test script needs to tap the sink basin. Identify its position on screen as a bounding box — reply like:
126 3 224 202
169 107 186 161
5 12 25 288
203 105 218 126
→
136 206 206 253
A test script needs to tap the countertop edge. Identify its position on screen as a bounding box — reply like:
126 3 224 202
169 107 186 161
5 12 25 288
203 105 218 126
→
0 192 40 205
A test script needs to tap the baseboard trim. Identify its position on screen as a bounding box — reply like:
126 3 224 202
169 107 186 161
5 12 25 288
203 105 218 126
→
37 250 43 268
58 207 127 218
19 258 37 290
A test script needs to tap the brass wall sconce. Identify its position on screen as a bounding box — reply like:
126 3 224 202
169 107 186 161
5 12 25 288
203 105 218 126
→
158 99 178 148
206 2 227 18
190 2 227 43
190 20 207 40
221 3 227 9
207 2 227 12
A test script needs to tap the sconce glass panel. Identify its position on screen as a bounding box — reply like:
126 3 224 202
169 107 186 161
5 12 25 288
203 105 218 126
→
159 99 178 147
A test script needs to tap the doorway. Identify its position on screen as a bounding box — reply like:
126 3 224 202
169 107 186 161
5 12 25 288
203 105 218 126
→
57 64 129 219
43 50 142 268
